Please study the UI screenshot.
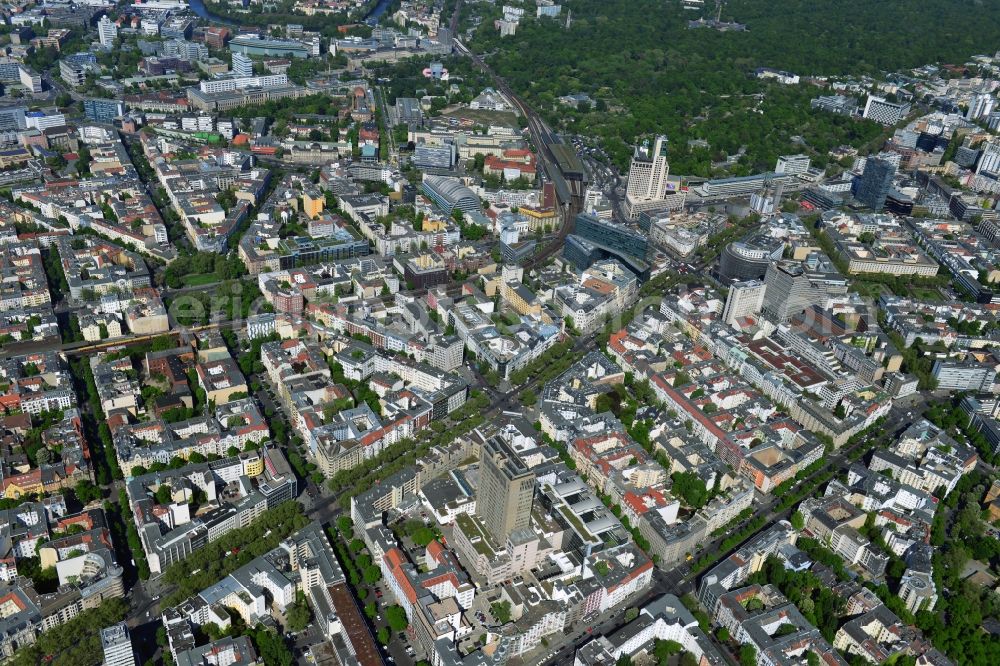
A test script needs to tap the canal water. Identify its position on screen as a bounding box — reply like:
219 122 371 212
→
187 0 393 26
364 0 393 23
188 0 238 25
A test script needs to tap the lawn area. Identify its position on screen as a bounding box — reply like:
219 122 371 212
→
182 273 219 287
850 279 945 303
905 285 946 302
851 280 889 300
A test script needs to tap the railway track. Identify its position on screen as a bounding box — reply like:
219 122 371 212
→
452 38 584 269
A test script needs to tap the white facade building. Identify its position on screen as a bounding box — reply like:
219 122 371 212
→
100 623 136 666
231 53 253 78
722 279 766 327
98 16 118 48
625 135 671 218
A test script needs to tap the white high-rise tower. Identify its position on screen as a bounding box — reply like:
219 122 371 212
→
101 623 136 666
723 279 766 327
625 135 675 219
967 93 996 121
98 16 118 48
231 53 253 78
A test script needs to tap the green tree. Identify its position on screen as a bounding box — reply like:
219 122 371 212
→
249 627 293 666
74 480 103 504
671 472 709 509
490 600 512 624
75 147 92 176
336 516 353 535
386 605 409 632
8 598 128 666
154 484 172 505
654 639 683 662
285 592 312 632
161 502 309 606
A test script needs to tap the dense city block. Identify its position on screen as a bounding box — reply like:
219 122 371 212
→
0 1 999 666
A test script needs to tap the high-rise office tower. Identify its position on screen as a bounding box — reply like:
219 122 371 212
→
98 16 118 48
476 436 534 544
762 259 848 323
967 93 995 121
854 157 896 212
231 52 253 78
763 261 811 323
722 279 766 327
625 135 670 218
101 623 136 666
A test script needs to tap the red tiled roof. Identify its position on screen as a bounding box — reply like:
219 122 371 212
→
384 548 417 604
426 540 445 563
